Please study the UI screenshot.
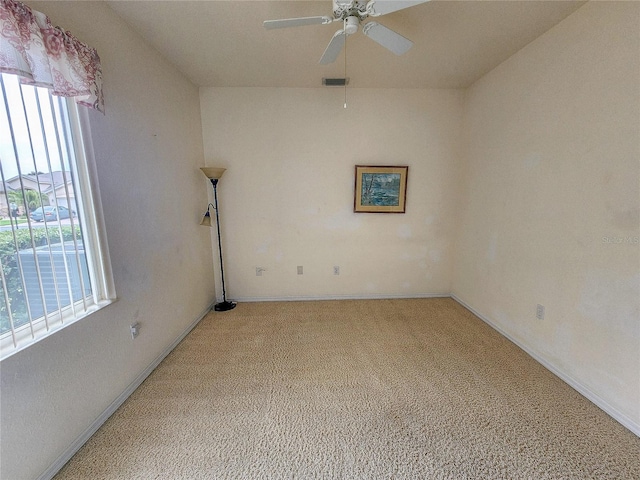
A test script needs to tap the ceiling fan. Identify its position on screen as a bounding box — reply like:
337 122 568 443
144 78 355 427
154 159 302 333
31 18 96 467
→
264 0 431 65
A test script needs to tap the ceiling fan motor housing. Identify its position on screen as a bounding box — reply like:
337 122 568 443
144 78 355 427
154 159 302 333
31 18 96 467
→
333 0 369 20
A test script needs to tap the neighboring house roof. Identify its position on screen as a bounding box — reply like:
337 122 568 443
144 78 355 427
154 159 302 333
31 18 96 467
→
4 172 72 194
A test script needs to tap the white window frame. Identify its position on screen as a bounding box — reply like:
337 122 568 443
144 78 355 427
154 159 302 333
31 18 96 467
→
0 78 115 360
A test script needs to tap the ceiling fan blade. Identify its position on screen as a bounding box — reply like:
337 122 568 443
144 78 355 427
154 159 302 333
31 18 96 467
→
362 22 413 55
366 0 430 17
263 16 333 30
319 30 347 64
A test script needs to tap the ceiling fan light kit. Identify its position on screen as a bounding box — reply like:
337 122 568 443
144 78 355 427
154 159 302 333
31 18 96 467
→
344 15 360 35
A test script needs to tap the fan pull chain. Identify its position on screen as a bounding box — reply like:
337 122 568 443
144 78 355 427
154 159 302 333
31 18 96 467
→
344 29 348 109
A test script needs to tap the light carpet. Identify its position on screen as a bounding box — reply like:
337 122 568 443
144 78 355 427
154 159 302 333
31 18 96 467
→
55 298 640 479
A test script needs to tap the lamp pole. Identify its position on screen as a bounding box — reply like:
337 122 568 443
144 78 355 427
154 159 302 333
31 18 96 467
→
210 178 235 311
200 167 235 312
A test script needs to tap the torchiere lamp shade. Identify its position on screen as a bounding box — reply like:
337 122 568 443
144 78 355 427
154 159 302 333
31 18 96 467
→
201 167 226 180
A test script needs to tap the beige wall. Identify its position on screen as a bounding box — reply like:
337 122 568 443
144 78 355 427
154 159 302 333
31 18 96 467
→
452 1 640 430
200 87 464 300
0 2 213 479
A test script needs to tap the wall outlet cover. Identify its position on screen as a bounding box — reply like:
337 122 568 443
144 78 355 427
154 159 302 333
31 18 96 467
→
130 323 140 339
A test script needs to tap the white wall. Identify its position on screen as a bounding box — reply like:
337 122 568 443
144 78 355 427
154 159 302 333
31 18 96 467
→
200 87 464 300
0 2 214 479
452 1 640 430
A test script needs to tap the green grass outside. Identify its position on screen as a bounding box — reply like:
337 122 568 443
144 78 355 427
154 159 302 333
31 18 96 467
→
0 218 28 226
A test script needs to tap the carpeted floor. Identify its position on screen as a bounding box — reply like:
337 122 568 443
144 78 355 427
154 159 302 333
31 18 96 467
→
55 298 639 479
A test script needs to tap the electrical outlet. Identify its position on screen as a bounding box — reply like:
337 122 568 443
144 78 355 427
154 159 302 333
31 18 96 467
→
256 267 264 276
130 323 140 339
297 266 303 275
333 266 340 275
536 304 545 320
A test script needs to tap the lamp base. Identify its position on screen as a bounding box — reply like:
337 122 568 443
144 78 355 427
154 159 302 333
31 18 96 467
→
214 300 237 312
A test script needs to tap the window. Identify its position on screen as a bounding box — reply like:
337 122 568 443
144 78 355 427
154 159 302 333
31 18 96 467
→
0 72 114 359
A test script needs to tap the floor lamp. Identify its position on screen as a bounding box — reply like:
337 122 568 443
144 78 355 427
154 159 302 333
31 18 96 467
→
200 167 236 311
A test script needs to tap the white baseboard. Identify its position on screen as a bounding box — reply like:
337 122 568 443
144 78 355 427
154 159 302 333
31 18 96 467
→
37 301 216 480
451 294 640 437
232 293 450 303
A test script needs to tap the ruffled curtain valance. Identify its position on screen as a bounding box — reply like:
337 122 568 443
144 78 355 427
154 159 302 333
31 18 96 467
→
0 0 103 112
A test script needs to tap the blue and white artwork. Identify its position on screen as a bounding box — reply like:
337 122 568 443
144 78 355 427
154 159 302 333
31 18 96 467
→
360 173 401 206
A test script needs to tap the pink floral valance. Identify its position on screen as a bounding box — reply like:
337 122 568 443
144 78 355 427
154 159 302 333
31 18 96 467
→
0 0 103 112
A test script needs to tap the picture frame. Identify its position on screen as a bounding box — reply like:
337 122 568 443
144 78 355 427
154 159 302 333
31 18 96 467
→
354 165 408 213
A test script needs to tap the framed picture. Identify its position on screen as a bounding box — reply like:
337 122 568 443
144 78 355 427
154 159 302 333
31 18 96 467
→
354 165 408 213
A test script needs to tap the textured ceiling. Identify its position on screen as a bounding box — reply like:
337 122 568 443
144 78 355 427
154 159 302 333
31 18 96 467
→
106 0 586 89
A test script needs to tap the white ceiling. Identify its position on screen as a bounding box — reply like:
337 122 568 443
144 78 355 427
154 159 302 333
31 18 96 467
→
106 0 586 89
